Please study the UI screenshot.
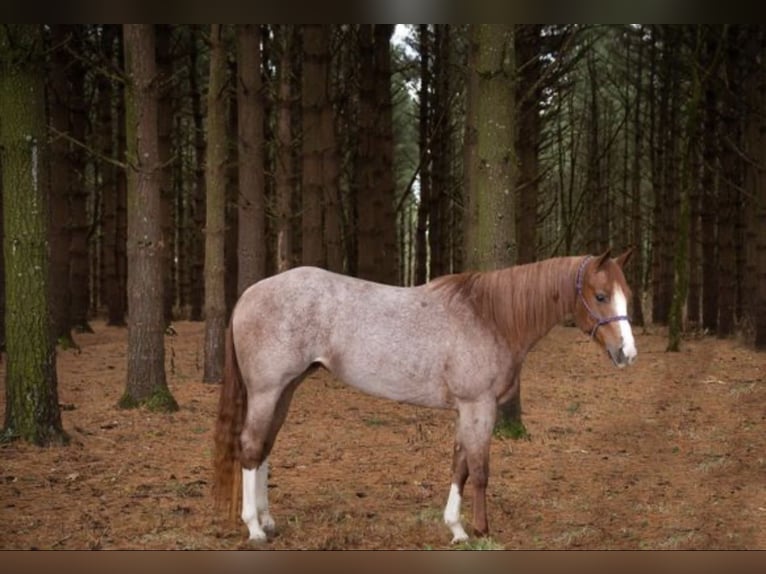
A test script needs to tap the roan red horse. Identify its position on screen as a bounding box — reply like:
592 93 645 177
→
214 250 637 544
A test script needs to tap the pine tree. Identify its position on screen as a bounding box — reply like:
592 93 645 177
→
120 24 178 411
1 24 67 444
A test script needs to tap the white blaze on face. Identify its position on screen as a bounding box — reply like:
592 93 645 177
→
613 285 637 365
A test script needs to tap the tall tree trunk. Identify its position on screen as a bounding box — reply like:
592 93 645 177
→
115 36 128 328
515 24 542 264
464 24 516 271
718 26 741 338
275 25 295 273
356 25 377 281
68 29 91 333
755 29 766 348
700 31 720 333
585 49 605 254
414 24 431 285
649 27 666 325
1 24 67 444
225 54 239 316
0 169 4 353
156 24 175 323
188 26 205 321
301 25 327 268
48 25 74 344
429 25 450 279
661 29 682 327
236 24 266 294
121 24 178 411
668 27 701 352
629 28 646 326
374 24 398 284
320 27 343 274
203 24 228 384
737 26 766 346
97 25 124 326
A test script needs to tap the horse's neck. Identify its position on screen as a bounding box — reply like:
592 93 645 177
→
501 257 581 355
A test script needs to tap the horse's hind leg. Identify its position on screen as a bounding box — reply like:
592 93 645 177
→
251 378 302 536
240 374 305 541
239 390 278 542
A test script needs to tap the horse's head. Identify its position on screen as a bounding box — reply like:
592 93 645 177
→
573 249 637 368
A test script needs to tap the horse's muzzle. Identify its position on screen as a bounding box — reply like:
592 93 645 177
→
608 344 637 368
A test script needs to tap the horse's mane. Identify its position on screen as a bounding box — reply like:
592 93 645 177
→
429 257 582 352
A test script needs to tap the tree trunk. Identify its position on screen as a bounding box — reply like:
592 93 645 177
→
301 25 327 268
356 25 377 281
629 29 646 326
373 24 398 284
668 28 700 352
68 29 91 333
661 30 682 327
47 25 74 344
120 24 177 411
236 24 266 294
414 24 431 285
1 24 67 444
464 24 516 271
649 26 669 324
429 25 450 279
188 26 205 321
742 27 766 348
275 26 295 273
115 38 129 328
755 29 766 348
515 24 542 264
320 28 343 274
225 54 239 317
585 49 605 254
97 25 125 326
156 24 175 323
203 24 228 384
718 26 741 338
700 32 719 333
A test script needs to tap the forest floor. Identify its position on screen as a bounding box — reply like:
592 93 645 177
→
0 319 764 550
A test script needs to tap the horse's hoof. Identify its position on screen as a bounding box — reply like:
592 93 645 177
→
246 535 268 547
260 513 276 534
450 533 469 545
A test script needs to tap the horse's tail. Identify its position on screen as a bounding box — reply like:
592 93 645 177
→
213 321 245 520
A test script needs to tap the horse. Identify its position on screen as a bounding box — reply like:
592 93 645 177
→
213 249 637 545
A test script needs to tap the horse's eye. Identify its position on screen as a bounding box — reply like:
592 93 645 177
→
595 293 607 303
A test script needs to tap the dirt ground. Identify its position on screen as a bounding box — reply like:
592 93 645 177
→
1 319 764 550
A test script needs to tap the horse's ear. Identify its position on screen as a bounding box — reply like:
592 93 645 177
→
614 247 634 269
596 249 612 269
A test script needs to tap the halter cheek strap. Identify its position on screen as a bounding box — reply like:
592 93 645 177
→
575 256 630 338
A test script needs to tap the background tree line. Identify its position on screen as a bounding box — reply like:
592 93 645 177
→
2 25 765 445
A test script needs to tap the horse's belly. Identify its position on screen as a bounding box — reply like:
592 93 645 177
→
321 353 455 410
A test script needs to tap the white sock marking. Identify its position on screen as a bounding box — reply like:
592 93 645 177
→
443 483 469 543
242 468 267 542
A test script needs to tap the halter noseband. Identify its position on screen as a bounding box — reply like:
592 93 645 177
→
575 255 630 338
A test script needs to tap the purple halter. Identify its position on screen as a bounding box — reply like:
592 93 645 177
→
575 256 630 338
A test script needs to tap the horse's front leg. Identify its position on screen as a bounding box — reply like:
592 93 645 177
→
443 440 469 543
444 397 496 542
